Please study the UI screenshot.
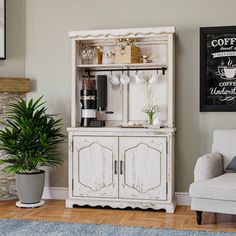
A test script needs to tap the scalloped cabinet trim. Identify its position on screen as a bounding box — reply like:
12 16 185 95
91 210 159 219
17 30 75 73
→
69 26 176 39
66 198 176 213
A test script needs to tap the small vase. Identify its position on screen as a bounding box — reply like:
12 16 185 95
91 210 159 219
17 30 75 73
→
148 112 154 125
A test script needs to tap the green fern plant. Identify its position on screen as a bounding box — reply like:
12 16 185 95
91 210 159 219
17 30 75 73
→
0 96 64 173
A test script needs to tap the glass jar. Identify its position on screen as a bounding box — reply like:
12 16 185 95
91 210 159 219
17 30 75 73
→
80 46 95 64
106 51 115 64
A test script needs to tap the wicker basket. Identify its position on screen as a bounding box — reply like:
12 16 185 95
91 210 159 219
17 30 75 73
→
114 45 140 64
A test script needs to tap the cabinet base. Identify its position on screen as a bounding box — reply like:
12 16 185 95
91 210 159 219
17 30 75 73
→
66 197 176 213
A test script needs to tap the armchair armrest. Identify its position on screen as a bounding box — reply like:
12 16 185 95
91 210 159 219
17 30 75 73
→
194 152 223 182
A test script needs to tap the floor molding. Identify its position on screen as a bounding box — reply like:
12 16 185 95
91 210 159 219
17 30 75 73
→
175 192 191 206
42 187 68 200
43 187 191 206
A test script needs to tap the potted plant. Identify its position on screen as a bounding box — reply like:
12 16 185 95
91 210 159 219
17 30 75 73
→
0 96 64 207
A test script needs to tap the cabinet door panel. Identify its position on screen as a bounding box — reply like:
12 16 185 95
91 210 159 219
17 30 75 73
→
119 137 167 200
73 136 118 198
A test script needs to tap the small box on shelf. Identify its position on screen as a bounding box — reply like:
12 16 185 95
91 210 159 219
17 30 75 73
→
114 45 140 64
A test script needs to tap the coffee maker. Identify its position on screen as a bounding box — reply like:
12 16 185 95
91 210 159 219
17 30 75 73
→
80 75 97 127
80 74 113 127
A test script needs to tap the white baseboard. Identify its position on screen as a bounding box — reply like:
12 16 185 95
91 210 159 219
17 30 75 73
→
43 187 191 206
175 192 191 206
42 187 68 200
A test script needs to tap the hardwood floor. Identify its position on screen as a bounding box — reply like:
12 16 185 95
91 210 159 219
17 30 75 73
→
0 200 235 233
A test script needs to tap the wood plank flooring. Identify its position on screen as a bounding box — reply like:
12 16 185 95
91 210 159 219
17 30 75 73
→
0 200 235 233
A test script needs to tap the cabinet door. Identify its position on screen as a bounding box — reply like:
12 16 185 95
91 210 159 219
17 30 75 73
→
73 136 118 198
119 137 167 200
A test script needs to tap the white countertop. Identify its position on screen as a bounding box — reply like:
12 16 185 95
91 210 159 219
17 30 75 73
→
67 126 176 134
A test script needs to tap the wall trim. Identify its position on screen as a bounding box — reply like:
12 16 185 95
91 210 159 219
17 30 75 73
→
175 192 191 206
43 187 191 206
42 187 68 200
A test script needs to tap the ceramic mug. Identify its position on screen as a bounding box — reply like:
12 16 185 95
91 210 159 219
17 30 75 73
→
120 73 130 85
110 74 120 86
149 73 159 84
135 72 145 83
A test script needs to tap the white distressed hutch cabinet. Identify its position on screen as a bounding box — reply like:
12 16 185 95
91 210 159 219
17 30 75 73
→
66 27 176 213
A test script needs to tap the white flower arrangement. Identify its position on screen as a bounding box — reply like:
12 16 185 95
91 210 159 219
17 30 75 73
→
142 80 160 125
142 105 159 114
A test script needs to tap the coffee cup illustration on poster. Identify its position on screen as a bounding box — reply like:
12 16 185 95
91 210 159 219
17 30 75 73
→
200 26 236 111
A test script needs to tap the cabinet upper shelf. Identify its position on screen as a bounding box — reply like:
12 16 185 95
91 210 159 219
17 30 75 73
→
77 63 167 70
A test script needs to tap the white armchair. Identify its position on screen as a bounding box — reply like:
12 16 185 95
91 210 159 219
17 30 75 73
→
189 129 236 225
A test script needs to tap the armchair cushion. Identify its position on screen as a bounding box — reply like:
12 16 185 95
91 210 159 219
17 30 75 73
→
226 156 236 171
189 173 236 201
194 153 223 182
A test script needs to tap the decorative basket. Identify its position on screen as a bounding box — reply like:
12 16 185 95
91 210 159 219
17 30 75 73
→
114 45 140 64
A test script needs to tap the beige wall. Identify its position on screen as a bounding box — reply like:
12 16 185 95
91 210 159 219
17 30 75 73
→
25 0 236 191
0 0 25 77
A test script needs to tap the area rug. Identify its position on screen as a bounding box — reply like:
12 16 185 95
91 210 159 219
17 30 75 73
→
0 219 234 236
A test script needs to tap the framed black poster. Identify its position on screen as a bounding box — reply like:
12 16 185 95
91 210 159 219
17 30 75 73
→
200 26 236 111
0 0 5 59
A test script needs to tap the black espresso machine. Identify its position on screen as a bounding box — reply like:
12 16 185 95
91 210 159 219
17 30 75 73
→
80 74 113 127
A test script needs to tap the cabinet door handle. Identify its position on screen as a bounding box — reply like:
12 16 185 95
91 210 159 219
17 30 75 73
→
114 160 118 175
120 160 123 175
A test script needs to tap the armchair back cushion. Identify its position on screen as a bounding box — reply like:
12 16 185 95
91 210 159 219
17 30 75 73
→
212 130 236 169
